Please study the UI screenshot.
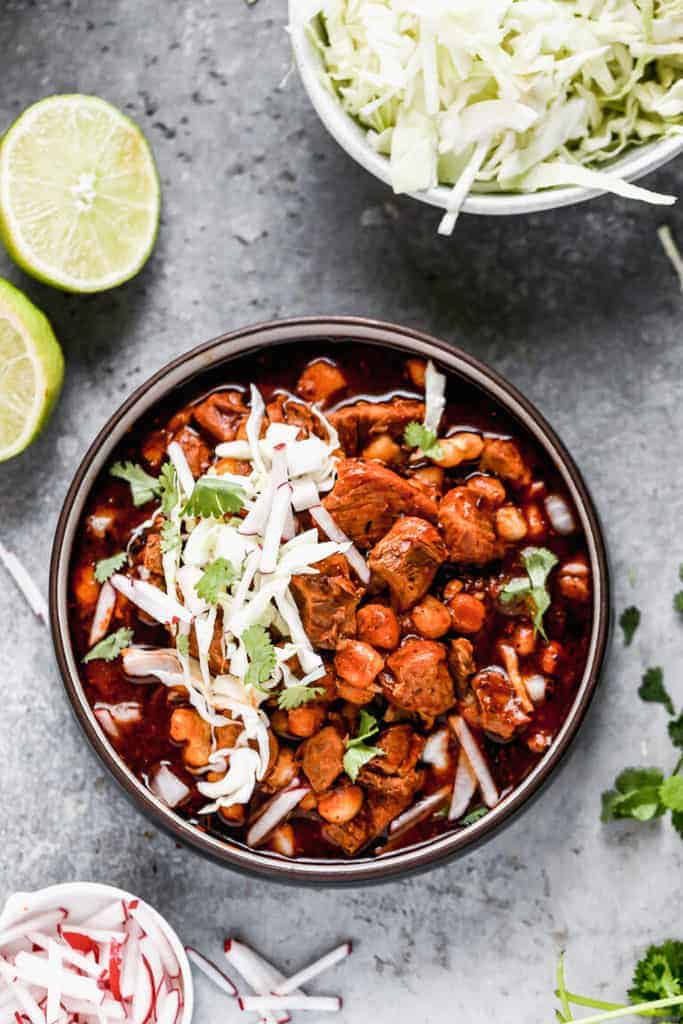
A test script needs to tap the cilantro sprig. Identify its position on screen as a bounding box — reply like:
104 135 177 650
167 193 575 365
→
160 519 181 555
619 605 640 646
343 710 385 782
183 476 245 519
243 625 276 688
196 558 238 605
159 462 179 515
555 946 683 1023
278 685 325 711
84 628 134 664
675 564 683 615
499 546 558 638
176 633 190 657
639 666 674 716
403 421 443 460
110 461 161 507
94 551 127 583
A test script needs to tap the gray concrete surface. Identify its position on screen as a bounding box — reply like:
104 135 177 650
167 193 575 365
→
1 2 682 1021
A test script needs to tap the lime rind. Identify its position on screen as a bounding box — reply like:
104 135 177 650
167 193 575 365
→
0 94 160 294
0 277 64 461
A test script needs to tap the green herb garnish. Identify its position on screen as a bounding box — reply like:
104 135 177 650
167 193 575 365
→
638 666 675 716
499 546 559 638
600 767 667 823
183 476 245 518
343 710 385 782
460 807 489 827
110 461 160 506
84 628 134 664
403 421 442 459
160 518 181 555
159 462 179 515
669 713 683 751
278 685 325 711
94 551 127 583
196 557 238 604
619 605 640 646
242 624 276 688
176 633 190 657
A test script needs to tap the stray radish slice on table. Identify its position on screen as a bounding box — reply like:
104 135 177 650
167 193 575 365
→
272 942 352 996
449 716 500 809
0 896 185 1024
0 540 49 625
185 946 238 997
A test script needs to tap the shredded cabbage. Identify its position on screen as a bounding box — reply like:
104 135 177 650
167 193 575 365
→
299 0 682 229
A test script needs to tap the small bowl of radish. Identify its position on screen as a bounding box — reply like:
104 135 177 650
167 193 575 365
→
0 882 193 1024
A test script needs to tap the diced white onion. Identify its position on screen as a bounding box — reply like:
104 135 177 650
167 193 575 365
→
421 728 450 770
524 674 548 704
448 745 477 821
544 493 576 535
148 764 191 808
449 716 499 809
423 360 446 434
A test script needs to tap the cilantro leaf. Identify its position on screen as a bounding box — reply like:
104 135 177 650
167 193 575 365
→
672 812 683 839
183 476 245 519
242 625 276 687
661 775 683 813
619 605 640 646
110 461 160 506
669 713 683 751
196 558 237 604
176 633 190 656
460 807 489 826
638 667 675 716
675 591 683 614
94 551 127 583
278 685 325 711
160 519 181 555
343 710 385 782
84 628 134 663
499 546 558 638
600 766 666 823
629 942 683 1017
403 421 443 459
159 462 179 516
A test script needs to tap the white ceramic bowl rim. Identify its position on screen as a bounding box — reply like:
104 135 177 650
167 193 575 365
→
0 881 194 1023
289 7 683 217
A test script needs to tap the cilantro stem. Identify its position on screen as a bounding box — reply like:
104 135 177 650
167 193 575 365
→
556 955 573 1023
562 995 683 1023
554 991 624 1012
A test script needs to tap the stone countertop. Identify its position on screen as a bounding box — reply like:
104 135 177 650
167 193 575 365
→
1 3 682 1021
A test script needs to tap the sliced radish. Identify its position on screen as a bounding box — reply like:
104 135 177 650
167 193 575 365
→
130 954 155 1024
139 937 164 994
224 941 289 1024
60 928 125 948
167 441 195 499
273 943 352 996
449 746 477 821
118 935 139 1001
421 728 450 770
155 988 181 1024
184 947 237 997
79 903 127 932
108 941 123 1001
449 716 499 809
309 506 369 583
127 905 179 979
0 910 67 950
13 953 103 1004
246 787 310 848
239 995 341 1013
387 786 450 838
544 493 576 535
290 479 319 512
89 581 117 647
246 384 266 476
524 674 548 704
46 940 62 1024
0 963 43 1024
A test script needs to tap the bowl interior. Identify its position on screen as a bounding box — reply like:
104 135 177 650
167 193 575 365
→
289 9 683 217
51 317 610 884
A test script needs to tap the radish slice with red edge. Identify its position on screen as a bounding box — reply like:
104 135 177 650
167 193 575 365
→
272 942 352 996
127 904 180 979
246 786 310 848
309 506 369 583
0 910 67 950
130 954 155 1024
224 940 290 1024
184 947 237 997
387 785 450 838
239 995 341 1013
449 745 478 821
155 987 181 1024
0 962 43 1024
449 716 499 809
79 902 127 932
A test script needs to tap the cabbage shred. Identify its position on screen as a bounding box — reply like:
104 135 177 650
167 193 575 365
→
300 0 682 228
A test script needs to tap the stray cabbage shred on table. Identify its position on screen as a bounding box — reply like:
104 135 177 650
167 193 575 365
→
298 0 683 230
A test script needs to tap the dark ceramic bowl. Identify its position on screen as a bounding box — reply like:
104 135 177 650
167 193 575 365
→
50 316 610 885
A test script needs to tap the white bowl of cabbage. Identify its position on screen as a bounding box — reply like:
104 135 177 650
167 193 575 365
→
289 0 683 232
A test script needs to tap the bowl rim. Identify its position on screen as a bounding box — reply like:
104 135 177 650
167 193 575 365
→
289 8 683 217
0 881 194 1022
50 315 610 886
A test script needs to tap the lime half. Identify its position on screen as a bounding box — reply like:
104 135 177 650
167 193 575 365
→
0 278 64 461
0 95 160 293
